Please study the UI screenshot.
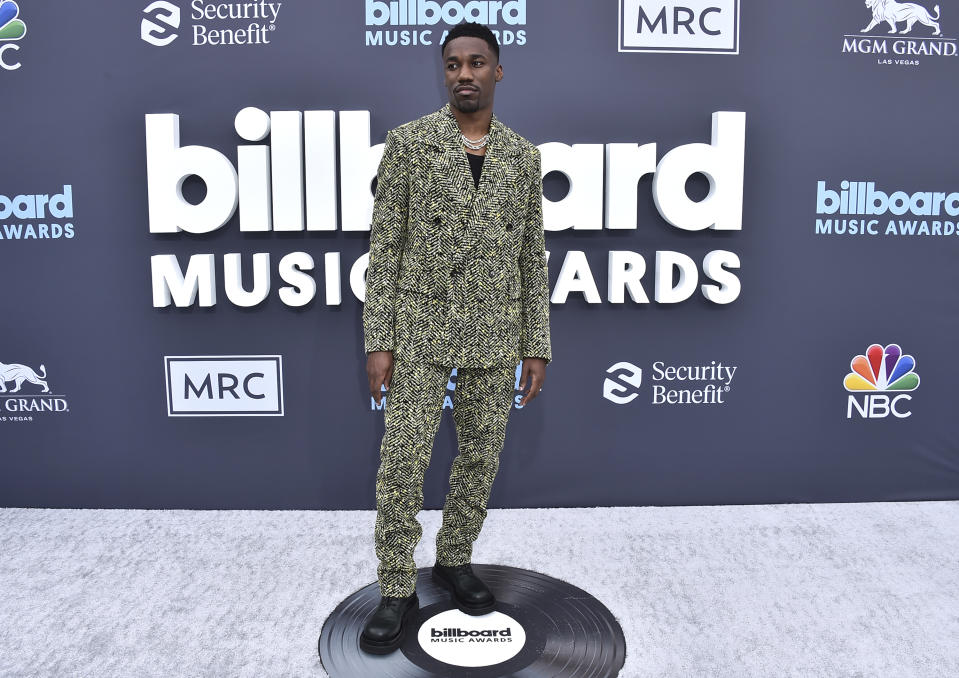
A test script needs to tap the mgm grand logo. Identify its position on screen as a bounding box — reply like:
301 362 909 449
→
842 0 956 66
0 360 69 421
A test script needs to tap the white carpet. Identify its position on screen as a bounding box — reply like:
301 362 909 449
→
0 501 957 677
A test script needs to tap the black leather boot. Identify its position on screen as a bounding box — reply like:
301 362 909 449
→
359 591 419 655
431 562 496 615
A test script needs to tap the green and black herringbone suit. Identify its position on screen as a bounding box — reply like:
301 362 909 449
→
362 102 552 597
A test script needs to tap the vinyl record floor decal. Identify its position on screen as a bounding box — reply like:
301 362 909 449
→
318 564 626 677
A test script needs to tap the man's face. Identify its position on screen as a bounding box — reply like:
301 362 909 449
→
442 35 502 114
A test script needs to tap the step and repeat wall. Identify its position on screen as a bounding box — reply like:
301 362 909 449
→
2 1 957 508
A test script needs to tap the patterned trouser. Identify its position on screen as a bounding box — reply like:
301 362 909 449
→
374 356 517 598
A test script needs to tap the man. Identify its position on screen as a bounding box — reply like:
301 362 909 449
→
359 21 552 655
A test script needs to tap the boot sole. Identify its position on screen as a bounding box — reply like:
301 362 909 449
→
431 568 496 616
359 594 419 655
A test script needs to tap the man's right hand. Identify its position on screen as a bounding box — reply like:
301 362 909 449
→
367 350 394 405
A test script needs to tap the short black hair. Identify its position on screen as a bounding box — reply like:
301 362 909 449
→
440 21 499 62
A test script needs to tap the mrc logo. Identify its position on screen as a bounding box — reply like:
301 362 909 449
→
619 0 740 54
844 343 920 419
164 355 284 416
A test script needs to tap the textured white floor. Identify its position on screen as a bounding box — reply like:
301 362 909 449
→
0 502 957 678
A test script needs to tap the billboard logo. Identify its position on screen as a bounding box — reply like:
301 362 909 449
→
619 0 740 54
165 355 284 416
842 1 955 67
814 180 959 237
141 1 180 46
844 343 919 419
418 609 526 667
366 0 525 25
0 359 70 422
0 0 27 71
365 0 527 48
0 185 76 240
371 365 531 411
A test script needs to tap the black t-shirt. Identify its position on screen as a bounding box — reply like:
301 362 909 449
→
466 151 485 188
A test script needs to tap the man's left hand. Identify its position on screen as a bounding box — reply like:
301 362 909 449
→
518 357 547 406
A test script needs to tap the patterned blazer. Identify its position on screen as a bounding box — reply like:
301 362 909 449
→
363 102 552 368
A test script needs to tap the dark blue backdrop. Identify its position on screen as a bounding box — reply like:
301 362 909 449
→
1 1 957 508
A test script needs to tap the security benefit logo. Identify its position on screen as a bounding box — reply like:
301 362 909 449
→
164 355 284 416
365 0 527 48
842 0 955 67
843 343 919 419
814 180 959 238
603 360 737 406
0 0 25 70
141 1 180 45
141 0 283 47
619 0 739 54
0 186 75 241
417 609 526 668
0 360 69 423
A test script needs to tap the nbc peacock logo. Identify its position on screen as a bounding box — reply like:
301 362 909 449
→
0 0 26 71
844 343 919 419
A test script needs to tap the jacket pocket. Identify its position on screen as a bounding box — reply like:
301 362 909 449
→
397 255 443 298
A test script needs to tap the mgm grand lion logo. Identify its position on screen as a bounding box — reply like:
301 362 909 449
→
0 361 50 393
861 0 941 35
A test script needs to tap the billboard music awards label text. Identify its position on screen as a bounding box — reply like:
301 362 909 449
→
145 108 747 310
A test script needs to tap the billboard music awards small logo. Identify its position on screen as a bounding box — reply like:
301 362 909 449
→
814 180 959 238
618 0 740 54
164 355 284 416
0 0 26 71
0 360 70 422
603 359 737 405
841 0 956 67
141 0 282 47
417 609 526 667
844 343 919 419
365 0 527 48
369 363 531 411
0 185 76 240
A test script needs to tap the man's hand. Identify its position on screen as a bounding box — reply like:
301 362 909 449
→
518 357 547 406
367 351 395 406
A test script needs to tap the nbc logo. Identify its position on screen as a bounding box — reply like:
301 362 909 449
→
844 343 919 419
0 0 26 71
